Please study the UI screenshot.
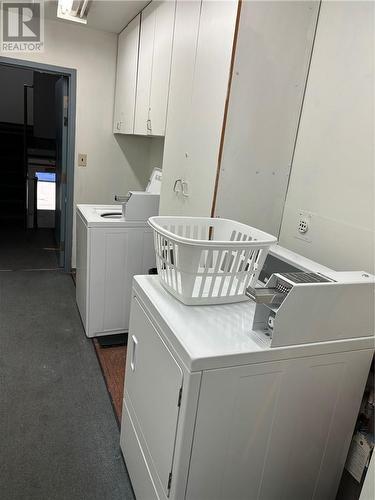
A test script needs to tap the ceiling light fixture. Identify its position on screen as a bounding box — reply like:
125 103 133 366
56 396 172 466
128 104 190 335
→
57 0 89 24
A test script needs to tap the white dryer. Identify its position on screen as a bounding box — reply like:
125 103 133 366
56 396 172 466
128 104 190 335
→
120 246 374 500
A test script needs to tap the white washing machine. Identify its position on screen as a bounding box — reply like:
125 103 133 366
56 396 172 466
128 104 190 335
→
120 245 374 500
75 170 161 338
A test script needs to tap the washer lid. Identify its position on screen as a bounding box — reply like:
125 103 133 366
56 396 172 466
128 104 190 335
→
76 204 148 227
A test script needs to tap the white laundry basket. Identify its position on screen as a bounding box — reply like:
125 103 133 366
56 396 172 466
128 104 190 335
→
148 216 277 305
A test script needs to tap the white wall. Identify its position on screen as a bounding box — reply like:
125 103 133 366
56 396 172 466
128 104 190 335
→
279 0 374 273
0 65 33 123
5 17 163 267
215 0 319 237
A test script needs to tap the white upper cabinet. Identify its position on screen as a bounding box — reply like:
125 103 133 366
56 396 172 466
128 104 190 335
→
113 14 140 134
134 1 176 136
134 3 155 136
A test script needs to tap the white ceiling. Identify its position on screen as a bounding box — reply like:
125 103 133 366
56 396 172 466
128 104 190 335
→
45 1 149 34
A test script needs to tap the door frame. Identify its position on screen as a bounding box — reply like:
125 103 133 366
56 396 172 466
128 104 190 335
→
0 56 76 272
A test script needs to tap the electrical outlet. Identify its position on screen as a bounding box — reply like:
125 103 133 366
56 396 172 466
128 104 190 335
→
295 210 313 243
298 218 309 234
78 153 87 167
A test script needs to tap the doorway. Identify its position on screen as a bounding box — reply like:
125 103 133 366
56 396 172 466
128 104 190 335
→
0 57 76 272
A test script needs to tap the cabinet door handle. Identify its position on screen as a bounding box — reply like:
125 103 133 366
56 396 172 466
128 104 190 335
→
130 335 138 371
173 179 182 194
146 119 152 133
181 181 189 197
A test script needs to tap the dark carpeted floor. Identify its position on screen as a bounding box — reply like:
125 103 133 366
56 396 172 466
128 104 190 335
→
0 228 59 271
0 229 135 499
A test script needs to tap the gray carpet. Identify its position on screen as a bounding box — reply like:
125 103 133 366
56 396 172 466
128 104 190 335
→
0 268 135 499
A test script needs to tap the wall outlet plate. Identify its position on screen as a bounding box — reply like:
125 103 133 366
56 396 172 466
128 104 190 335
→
295 210 313 243
78 153 87 167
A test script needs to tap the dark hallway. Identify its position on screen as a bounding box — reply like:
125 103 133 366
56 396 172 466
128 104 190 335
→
0 64 58 233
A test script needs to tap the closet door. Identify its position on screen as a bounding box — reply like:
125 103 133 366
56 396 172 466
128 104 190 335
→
148 0 176 136
113 14 140 134
159 0 206 215
181 0 238 216
159 0 238 216
134 2 156 135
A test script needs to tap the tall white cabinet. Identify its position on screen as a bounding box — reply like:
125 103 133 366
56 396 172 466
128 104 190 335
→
113 14 140 134
159 0 320 237
159 0 238 216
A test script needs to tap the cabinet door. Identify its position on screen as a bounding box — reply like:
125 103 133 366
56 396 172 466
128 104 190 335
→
134 2 156 135
113 14 140 134
181 0 238 216
148 0 176 136
159 0 202 215
124 296 183 496
159 0 238 216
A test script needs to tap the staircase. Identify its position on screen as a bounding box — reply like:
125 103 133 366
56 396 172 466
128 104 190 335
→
0 122 31 228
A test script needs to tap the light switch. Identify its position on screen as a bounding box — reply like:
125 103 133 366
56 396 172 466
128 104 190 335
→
78 153 87 167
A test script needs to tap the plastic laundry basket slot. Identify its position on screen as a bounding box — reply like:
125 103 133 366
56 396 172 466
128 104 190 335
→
149 216 277 305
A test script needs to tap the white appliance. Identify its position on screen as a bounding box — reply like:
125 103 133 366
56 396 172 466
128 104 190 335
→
115 168 162 219
116 192 160 221
75 169 161 338
120 245 374 500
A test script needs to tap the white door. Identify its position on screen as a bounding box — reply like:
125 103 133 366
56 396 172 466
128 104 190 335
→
159 0 238 216
124 297 183 496
159 0 202 215
134 2 156 135
113 14 140 134
148 0 176 136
